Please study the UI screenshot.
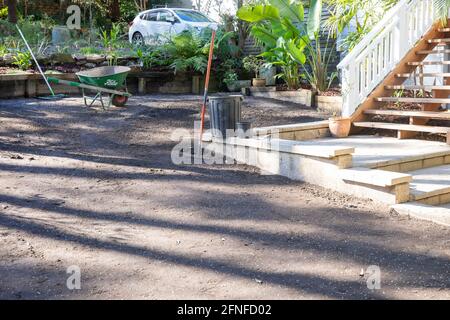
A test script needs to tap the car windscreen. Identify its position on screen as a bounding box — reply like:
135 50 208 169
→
174 10 211 23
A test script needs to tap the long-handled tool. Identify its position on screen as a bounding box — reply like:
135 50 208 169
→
16 25 65 99
199 26 217 143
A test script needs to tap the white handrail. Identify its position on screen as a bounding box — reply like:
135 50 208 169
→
338 0 437 117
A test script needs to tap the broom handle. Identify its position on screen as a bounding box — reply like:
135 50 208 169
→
199 29 216 142
16 25 56 96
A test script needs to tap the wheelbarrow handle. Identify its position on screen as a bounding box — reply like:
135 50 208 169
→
47 77 132 97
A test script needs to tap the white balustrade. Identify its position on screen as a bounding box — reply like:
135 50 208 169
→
337 0 437 117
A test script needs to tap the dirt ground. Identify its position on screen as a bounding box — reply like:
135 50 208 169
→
0 95 449 300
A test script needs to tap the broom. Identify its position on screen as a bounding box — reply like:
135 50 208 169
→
16 24 66 100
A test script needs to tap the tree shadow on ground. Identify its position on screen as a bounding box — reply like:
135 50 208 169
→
0 193 449 299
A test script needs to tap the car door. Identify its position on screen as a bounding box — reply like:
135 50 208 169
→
157 10 178 41
141 11 159 42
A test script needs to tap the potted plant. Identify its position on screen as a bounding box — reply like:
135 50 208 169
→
243 55 266 87
224 72 240 92
224 72 252 92
328 113 351 138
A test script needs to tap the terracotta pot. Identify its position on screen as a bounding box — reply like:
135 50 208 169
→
252 78 266 87
328 117 351 138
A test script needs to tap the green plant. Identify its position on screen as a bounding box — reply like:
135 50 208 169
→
303 35 338 93
242 55 265 79
224 71 239 86
168 32 208 74
0 44 8 56
0 7 8 20
434 0 450 23
260 37 307 89
100 23 122 49
324 0 397 51
238 0 322 89
392 89 404 107
17 15 55 46
80 47 103 55
178 31 233 74
136 46 173 70
13 51 32 70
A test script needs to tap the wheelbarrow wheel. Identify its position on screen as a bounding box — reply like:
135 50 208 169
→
111 94 128 107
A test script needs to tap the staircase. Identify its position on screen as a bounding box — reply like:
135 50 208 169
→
338 0 450 144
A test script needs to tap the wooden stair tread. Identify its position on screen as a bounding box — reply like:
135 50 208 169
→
353 122 450 134
407 61 450 66
376 97 450 103
364 109 450 119
428 38 450 43
416 49 450 54
396 73 450 77
386 85 450 90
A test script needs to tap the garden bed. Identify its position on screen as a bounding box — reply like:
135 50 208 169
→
248 86 343 114
0 71 215 98
248 86 315 107
315 95 343 115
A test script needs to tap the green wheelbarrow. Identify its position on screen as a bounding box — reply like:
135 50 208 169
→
48 66 132 110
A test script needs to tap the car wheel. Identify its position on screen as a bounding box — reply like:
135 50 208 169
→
132 32 144 46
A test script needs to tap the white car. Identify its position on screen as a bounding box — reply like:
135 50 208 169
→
129 8 217 45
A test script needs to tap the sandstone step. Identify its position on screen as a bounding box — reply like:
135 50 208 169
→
407 164 450 204
340 167 412 187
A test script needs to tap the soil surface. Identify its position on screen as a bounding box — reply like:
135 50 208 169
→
0 95 449 300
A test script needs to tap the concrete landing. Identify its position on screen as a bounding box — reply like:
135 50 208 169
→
408 164 450 201
307 135 450 168
391 202 450 227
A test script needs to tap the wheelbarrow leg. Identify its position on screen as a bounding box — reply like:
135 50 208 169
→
82 88 89 108
108 94 115 109
99 92 106 110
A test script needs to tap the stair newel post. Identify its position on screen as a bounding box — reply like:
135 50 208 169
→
341 64 358 117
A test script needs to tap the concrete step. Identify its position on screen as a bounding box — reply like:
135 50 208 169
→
340 167 412 187
391 202 450 227
407 164 450 205
340 167 412 204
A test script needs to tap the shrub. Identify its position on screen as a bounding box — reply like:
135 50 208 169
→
0 7 8 20
13 51 32 70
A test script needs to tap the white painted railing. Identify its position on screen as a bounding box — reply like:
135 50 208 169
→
337 0 437 117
